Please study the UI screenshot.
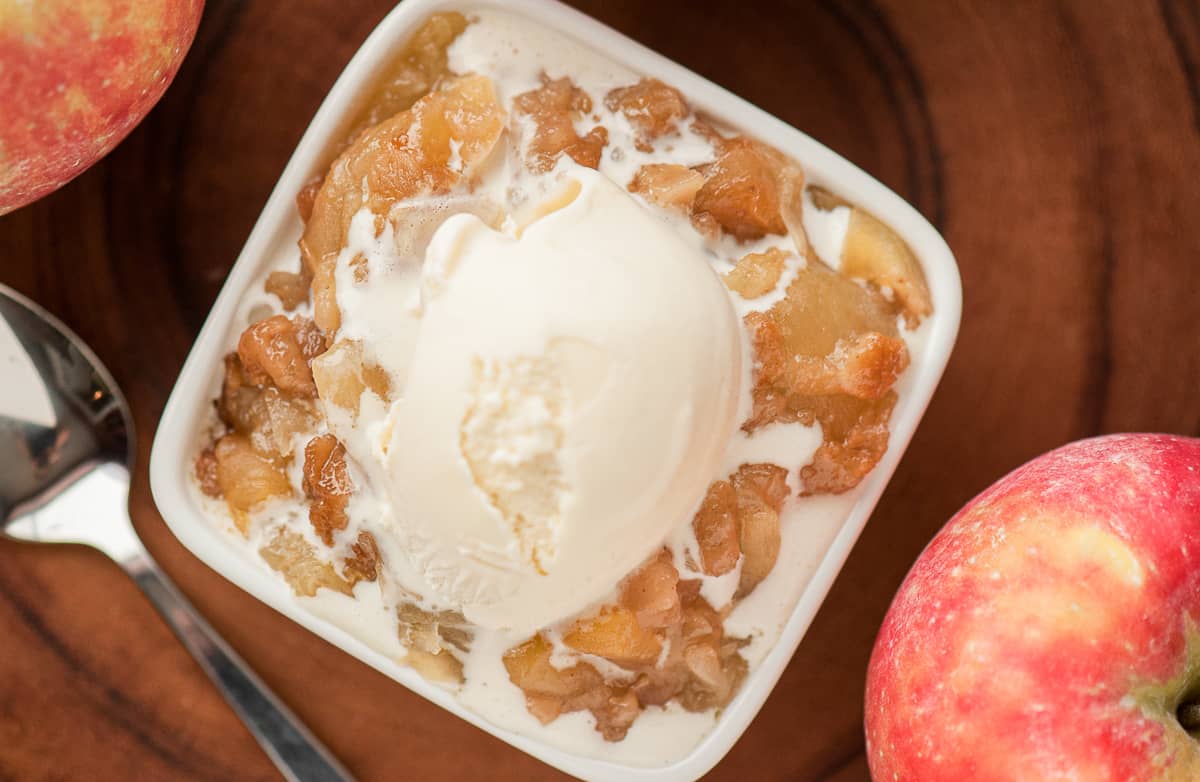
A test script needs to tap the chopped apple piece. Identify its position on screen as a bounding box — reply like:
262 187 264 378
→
746 307 908 402
631 667 688 707
213 434 291 531
264 269 311 311
292 317 326 362
514 75 608 172
809 186 932 326
564 606 663 668
302 434 353 545
692 137 793 241
405 647 464 684
731 463 788 594
676 595 749 712
678 640 748 712
628 163 703 210
398 603 473 657
311 339 391 417
504 635 604 700
843 208 932 327
798 392 897 495
258 527 353 597
502 634 645 738
767 255 902 368
692 480 740 576
680 594 722 643
683 641 725 690
501 633 648 738
594 689 641 741
604 78 690 148
236 315 318 397
724 247 789 299
619 549 681 629
217 354 317 458
342 531 381 584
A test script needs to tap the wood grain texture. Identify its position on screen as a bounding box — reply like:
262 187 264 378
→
1 1 1198 779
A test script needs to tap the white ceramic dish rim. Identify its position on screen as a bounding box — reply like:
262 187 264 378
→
149 1 963 779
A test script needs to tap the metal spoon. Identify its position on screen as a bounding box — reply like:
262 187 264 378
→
0 283 353 782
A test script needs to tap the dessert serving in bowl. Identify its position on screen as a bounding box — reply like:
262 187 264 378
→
149 1 961 779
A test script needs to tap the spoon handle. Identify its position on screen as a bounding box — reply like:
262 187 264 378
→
124 553 355 782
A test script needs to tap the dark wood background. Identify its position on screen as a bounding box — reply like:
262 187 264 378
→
2 1 1199 779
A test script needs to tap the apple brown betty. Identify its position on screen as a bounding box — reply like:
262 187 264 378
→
193 12 931 740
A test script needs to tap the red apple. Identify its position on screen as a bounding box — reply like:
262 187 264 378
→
0 0 204 214
866 434 1200 781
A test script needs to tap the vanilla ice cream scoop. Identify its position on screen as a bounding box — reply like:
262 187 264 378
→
377 167 741 633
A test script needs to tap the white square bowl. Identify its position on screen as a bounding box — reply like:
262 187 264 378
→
149 1 961 778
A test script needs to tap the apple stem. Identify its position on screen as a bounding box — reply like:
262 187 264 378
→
1179 702 1200 732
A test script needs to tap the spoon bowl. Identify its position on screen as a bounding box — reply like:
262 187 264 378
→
0 283 353 782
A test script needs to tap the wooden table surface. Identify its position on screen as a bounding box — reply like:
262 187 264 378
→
2 1 1199 779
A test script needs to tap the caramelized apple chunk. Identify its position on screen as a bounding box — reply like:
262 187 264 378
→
693 137 794 241
564 606 663 669
406 647 465 684
798 392 897 495
628 163 703 211
808 186 932 326
513 75 609 172
618 549 681 629
301 74 505 333
692 464 788 590
213 434 292 532
396 598 471 681
724 247 789 299
259 527 354 597
343 531 381 584
693 480 741 576
293 317 327 362
217 354 317 458
594 690 641 741
746 310 908 404
505 635 603 703
676 593 748 712
604 78 690 148
311 339 391 418
678 637 749 712
302 434 353 545
236 315 318 397
842 206 932 327
504 635 642 740
264 269 312 311
398 603 473 658
748 257 909 402
730 463 789 594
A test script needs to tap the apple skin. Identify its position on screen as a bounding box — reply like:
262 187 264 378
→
0 0 204 215
866 434 1200 781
